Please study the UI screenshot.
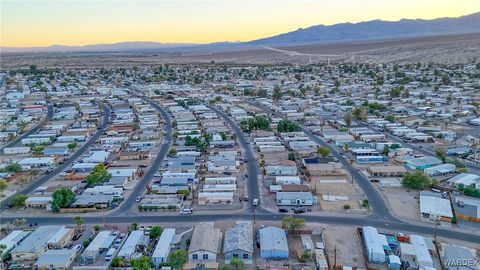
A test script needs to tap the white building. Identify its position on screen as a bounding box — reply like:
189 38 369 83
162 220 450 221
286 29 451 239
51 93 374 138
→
152 228 176 267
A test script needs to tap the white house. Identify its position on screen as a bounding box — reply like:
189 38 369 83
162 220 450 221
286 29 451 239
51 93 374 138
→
152 228 176 267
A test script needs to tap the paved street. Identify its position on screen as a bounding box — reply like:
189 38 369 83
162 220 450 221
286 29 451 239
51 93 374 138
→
113 96 173 214
1 212 479 244
207 105 261 206
0 104 110 209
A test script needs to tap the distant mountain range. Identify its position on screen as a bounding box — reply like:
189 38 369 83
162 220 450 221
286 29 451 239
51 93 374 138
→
2 12 479 53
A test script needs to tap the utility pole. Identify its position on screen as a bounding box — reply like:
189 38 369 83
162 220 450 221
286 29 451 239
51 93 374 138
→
333 245 337 270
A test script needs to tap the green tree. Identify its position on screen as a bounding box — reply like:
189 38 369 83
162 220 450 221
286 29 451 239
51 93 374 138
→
362 200 369 209
281 216 305 234
168 148 178 157
74 216 85 230
110 257 125 267
458 184 480 198
277 119 301 133
168 250 188 270
86 164 111 186
402 172 431 190
5 164 22 173
51 188 76 212
435 149 446 163
131 256 152 270
219 131 227 141
385 115 396 123
317 146 330 158
32 146 45 155
230 258 245 270
382 145 390 156
272 85 283 101
150 226 163 240
11 194 27 207
67 142 77 150
240 116 271 132
0 179 7 193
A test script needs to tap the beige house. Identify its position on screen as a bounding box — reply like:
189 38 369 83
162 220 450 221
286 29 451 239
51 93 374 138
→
305 163 346 177
367 165 408 177
187 223 222 269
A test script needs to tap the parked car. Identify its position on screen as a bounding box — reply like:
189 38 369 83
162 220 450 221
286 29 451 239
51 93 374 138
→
72 232 83 241
293 207 305 214
252 199 259 206
278 208 288 213
73 244 83 254
180 208 193 215
135 196 142 202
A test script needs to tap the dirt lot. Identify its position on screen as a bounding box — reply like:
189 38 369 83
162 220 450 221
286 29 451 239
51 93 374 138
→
322 225 367 268
315 179 368 214
380 186 421 221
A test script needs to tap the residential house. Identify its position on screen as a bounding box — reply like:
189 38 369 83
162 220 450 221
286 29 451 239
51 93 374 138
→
223 222 253 264
188 223 222 265
259 227 288 260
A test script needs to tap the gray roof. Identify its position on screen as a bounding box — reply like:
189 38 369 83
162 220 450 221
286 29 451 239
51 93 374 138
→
277 192 315 200
188 223 222 254
223 222 253 254
444 245 476 270
35 249 76 267
259 227 288 252
72 194 114 206
11 225 66 254
407 156 442 167
118 230 147 258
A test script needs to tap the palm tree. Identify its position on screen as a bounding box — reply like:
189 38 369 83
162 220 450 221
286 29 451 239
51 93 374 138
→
13 218 27 228
229 258 245 270
74 216 85 231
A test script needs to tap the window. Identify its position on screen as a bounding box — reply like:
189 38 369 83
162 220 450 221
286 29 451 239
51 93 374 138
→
243 254 249 259
233 254 239 258
203 254 209 260
192 254 198 260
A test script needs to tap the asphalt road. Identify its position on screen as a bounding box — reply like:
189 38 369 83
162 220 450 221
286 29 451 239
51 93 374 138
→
0 104 110 209
114 96 173 214
299 127 396 220
0 104 54 152
1 212 479 244
207 105 261 205
247 100 396 221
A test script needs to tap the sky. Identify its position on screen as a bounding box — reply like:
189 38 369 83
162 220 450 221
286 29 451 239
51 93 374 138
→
1 0 479 47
